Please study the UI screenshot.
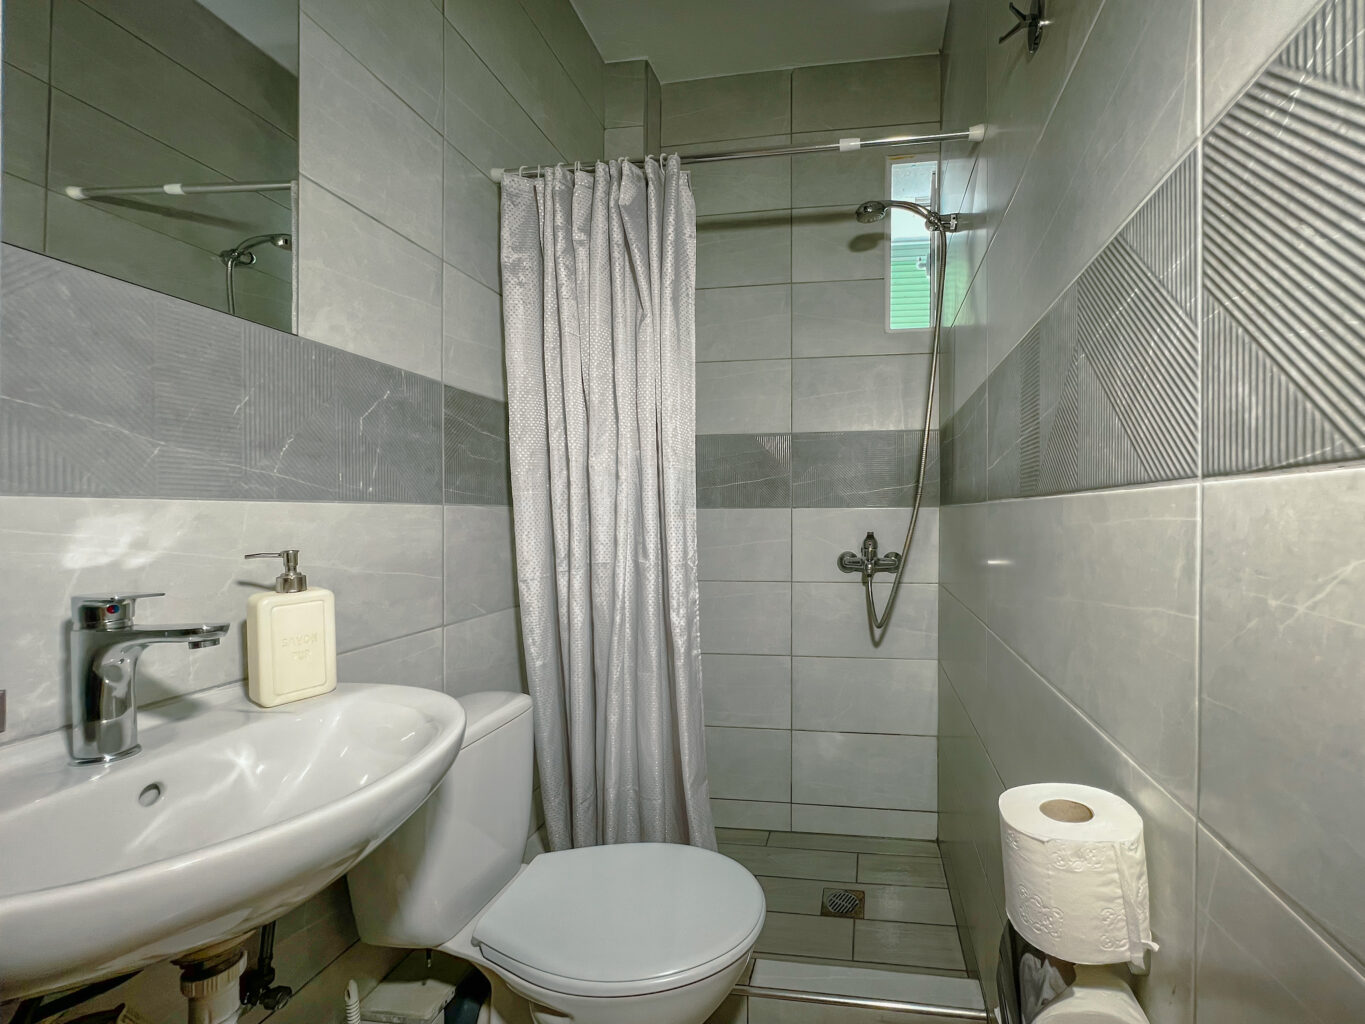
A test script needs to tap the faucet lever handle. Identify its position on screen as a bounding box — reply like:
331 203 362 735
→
71 593 164 630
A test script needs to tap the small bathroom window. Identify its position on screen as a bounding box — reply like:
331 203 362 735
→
886 154 938 331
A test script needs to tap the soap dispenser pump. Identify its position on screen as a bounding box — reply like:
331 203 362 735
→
244 549 337 707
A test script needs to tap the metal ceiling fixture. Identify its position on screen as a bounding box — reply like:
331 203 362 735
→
999 0 1049 55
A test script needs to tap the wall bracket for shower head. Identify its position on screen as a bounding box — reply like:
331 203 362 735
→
999 0 1049 55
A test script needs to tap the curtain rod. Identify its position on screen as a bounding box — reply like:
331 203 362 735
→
491 124 985 182
64 180 295 200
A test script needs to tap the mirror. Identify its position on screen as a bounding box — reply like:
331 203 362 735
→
3 0 299 331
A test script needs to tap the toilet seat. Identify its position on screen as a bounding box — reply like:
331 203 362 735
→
472 843 765 999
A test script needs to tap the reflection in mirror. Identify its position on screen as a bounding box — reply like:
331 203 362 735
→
3 0 299 331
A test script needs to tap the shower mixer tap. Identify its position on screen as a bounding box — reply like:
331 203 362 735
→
837 532 902 579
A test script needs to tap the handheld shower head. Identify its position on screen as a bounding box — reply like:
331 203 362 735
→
855 200 888 223
853 200 956 233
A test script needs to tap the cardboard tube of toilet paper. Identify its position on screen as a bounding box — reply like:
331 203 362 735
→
999 784 1159 971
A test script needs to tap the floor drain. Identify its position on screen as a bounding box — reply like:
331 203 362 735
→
820 887 865 919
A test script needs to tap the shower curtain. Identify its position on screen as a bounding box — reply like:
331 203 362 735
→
499 155 715 851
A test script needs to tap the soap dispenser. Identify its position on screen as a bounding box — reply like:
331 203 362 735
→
245 549 337 707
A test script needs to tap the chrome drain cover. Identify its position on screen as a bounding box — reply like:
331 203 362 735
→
820 887 865 919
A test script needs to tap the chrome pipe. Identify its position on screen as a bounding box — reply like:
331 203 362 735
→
731 984 989 1020
64 180 295 200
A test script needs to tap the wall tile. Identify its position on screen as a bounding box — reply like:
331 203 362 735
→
3 65 49 185
713 798 792 832
0 496 443 742
698 508 792 581
604 60 646 128
2 175 46 251
792 281 933 358
699 581 792 655
791 57 940 132
793 731 937 811
443 265 505 399
514 0 605 122
1200 465 1365 963
706 726 792 802
1195 828 1365 1024
790 126 938 210
696 433 792 509
300 16 442 255
443 386 511 505
298 180 443 379
791 355 933 432
678 135 790 216
718 844 856 882
302 0 443 127
661 71 792 146
984 484 1199 805
1202 0 1322 127
937 588 987 724
791 507 938 584
792 657 937 735
443 144 501 292
696 285 792 363
336 355 444 503
696 211 792 289
702 654 792 729
442 607 524 698
338 628 445 689
791 430 939 508
792 582 936 659
697 359 791 434
3 0 52 80
602 125 645 159
792 206 885 283
790 804 937 841
445 505 517 623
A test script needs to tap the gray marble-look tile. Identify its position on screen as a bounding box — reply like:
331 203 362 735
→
791 57 940 132
298 179 443 380
443 144 502 292
0 496 443 743
443 264 505 400
1195 827 1365 1024
984 483 1199 805
698 508 792 581
661 71 792 146
702 654 791 729
303 0 443 126
707 727 792 802
300 15 443 256
444 505 517 623
4 0 52 80
336 353 444 503
940 384 987 506
792 582 936 660
696 433 792 509
857 854 948 888
718 844 857 883
755 912 853 961
442 607 524 698
604 60 646 128
338 628 445 689
509 0 605 124
853 920 963 972
937 499 991 617
715 827 770 846
937 587 987 725
713 798 792 832
792 206 885 284
792 731 936 811
790 127 938 211
697 211 792 289
791 804 937 841
697 360 791 434
3 65 49 185
791 507 937 584
443 386 511 505
678 135 791 217
791 657 937 736
792 280 934 358
696 285 792 363
1200 465 1365 964
2 175 46 252
792 355 933 432
791 431 939 508
699 581 791 655
766 832 939 857
602 125 645 159
1202 0 1322 127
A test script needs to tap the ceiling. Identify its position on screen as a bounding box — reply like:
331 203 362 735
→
569 0 949 83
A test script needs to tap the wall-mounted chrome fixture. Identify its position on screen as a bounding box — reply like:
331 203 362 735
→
999 0 1049 55
838 532 901 579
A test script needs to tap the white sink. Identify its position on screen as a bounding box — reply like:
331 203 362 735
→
0 683 466 999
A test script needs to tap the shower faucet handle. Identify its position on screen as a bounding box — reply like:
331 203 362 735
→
837 532 902 577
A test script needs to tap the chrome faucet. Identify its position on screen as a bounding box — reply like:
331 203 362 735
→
69 593 231 765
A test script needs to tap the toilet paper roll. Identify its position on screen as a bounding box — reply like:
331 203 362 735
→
999 784 1158 970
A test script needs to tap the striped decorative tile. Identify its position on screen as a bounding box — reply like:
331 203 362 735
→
1202 0 1365 475
696 433 792 509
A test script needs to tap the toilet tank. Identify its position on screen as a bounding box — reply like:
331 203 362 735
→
348 691 535 949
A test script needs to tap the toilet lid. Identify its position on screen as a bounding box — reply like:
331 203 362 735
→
473 842 765 996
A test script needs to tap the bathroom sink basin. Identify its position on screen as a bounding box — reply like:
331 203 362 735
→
0 683 466 999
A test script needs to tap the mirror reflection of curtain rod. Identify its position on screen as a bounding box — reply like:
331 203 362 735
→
491 125 986 181
64 180 295 200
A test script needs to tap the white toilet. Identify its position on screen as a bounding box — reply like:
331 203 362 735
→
348 692 766 1024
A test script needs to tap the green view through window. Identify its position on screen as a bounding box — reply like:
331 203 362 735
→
888 157 937 330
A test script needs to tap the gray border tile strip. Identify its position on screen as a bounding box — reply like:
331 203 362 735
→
698 430 940 509
0 245 496 505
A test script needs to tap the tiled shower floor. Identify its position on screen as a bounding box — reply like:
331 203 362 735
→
717 828 967 975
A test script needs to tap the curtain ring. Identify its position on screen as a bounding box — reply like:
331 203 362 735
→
517 165 527 178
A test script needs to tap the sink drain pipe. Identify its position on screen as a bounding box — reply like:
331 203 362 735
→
174 940 249 1024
